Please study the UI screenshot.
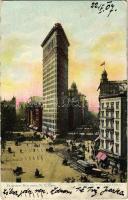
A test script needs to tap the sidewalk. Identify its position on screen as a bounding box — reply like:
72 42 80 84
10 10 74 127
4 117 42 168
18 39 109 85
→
84 140 121 182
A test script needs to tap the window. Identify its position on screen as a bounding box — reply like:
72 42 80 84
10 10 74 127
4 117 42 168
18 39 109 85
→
116 111 119 119
102 103 104 109
106 120 109 127
110 132 114 140
116 102 119 109
111 120 114 128
106 102 109 108
111 102 114 108
106 111 109 117
110 143 114 153
106 141 109 150
102 111 104 117
101 130 104 137
111 111 114 118
106 131 109 138
115 121 119 130
100 112 102 118
115 132 119 142
101 140 104 148
101 120 104 128
115 144 119 154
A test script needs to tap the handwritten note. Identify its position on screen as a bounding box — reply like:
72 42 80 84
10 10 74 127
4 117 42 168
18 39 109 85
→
1 184 126 199
90 1 117 17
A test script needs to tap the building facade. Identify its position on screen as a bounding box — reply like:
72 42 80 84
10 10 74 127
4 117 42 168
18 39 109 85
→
41 23 69 134
98 70 127 170
68 82 88 131
1 97 16 137
25 96 43 132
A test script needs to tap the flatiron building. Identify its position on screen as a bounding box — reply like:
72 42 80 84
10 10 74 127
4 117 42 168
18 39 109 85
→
41 23 69 134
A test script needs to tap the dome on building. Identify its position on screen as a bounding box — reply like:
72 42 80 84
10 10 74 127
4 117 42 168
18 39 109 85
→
101 69 108 82
102 69 107 76
71 82 77 91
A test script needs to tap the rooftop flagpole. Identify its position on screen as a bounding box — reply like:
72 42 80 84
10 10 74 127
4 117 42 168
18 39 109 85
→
100 61 105 70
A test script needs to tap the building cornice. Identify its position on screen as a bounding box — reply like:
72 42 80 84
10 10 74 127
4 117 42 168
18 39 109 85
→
99 92 127 100
41 23 70 47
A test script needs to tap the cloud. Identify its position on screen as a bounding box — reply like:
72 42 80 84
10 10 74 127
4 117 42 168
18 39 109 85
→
1 36 27 66
68 30 126 112
89 31 126 80
1 59 42 102
1 1 126 113
91 31 125 54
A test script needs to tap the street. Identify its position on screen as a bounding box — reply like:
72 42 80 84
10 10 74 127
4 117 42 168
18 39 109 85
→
1 139 80 182
1 134 121 182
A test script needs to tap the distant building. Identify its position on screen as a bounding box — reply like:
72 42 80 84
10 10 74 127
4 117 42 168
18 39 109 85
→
17 102 27 118
1 97 16 136
25 96 43 132
15 102 27 131
41 23 69 134
68 82 88 131
97 69 127 170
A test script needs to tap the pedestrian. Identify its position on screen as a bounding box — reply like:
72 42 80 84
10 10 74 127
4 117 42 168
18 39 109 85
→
111 166 114 174
120 176 123 182
120 172 123 182
115 166 118 174
35 168 40 177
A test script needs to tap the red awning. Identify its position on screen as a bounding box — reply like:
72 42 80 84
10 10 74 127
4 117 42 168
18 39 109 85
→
100 153 107 161
96 152 103 160
96 152 107 161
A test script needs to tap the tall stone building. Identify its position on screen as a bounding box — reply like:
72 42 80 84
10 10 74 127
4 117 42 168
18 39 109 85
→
97 69 127 170
41 23 69 134
68 82 88 131
25 96 43 132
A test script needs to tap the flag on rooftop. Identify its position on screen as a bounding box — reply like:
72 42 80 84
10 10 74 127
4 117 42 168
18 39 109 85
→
100 61 105 66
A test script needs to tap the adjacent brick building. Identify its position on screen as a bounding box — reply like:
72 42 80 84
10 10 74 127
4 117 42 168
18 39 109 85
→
25 96 43 132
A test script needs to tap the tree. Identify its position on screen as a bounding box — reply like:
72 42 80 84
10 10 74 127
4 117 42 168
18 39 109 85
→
1 97 16 139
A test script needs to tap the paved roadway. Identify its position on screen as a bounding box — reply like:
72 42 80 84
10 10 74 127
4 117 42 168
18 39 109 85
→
1 139 80 182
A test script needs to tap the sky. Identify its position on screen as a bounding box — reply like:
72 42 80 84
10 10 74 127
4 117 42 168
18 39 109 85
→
1 1 127 112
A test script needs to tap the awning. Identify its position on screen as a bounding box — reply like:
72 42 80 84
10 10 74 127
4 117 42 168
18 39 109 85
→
96 152 102 160
96 152 107 161
101 153 107 161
